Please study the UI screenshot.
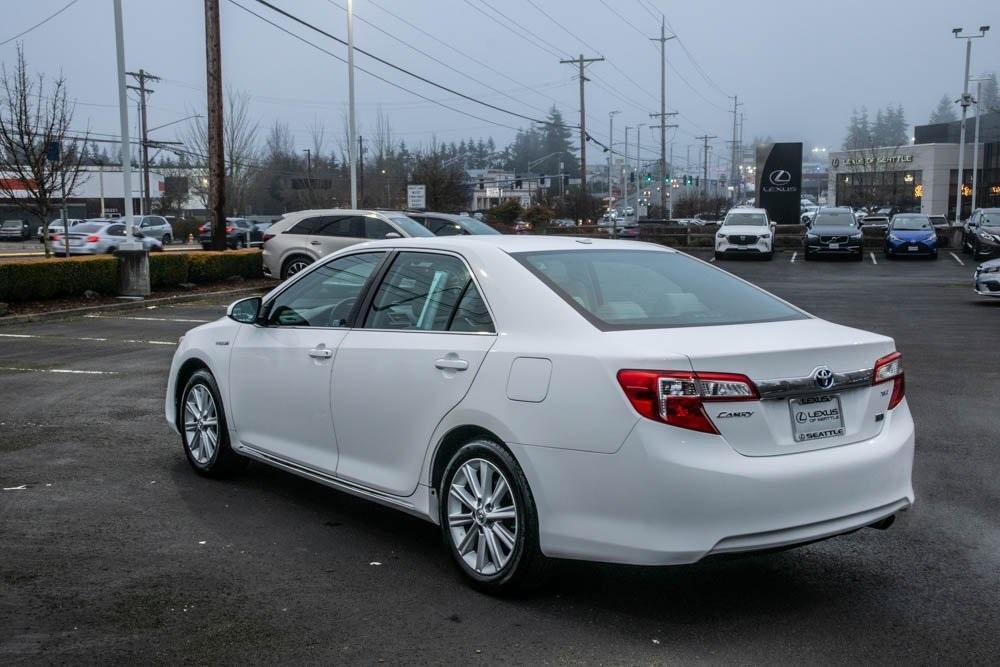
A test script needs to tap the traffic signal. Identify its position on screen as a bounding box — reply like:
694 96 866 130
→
645 173 652 183
695 177 700 187
629 171 635 184
478 179 484 190
539 173 546 185
514 178 523 189
664 172 670 183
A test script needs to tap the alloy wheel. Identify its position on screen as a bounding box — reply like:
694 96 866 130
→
286 259 310 277
183 384 219 465
447 458 518 576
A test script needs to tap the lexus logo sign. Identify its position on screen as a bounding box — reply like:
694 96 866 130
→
769 169 792 186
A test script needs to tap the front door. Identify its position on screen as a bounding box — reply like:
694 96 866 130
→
333 250 497 496
228 252 386 473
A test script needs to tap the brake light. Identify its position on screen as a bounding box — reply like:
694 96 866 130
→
51 234 60 241
198 224 207 232
225 226 234 233
873 351 904 409
617 370 758 434
262 233 275 243
85 234 100 243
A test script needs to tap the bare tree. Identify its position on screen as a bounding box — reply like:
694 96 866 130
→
372 107 394 160
308 117 326 158
0 45 88 258
181 88 259 215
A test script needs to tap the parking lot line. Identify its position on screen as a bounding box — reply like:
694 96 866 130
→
0 366 119 375
709 256 716 263
869 252 878 265
0 332 175 346
790 252 797 263
84 314 211 324
949 252 964 266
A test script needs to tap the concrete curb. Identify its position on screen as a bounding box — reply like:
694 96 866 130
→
0 285 269 328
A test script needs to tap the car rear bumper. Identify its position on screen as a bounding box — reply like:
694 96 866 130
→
511 401 915 566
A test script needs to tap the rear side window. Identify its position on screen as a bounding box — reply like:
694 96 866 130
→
364 252 493 332
287 216 328 235
364 217 394 239
514 249 805 330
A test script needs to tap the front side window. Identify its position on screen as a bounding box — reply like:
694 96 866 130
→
364 252 493 332
515 249 805 330
266 252 385 327
364 217 395 239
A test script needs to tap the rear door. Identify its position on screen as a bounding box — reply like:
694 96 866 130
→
332 250 497 496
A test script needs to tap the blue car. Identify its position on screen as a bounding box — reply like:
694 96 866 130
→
884 214 938 259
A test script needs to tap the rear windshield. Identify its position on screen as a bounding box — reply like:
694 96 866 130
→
73 223 108 233
513 249 806 330
388 215 435 237
724 212 767 227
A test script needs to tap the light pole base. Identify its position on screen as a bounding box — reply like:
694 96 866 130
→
115 248 151 297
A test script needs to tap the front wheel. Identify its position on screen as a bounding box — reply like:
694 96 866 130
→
714 251 724 261
972 242 989 261
440 440 548 594
762 251 774 261
162 234 172 245
180 369 247 477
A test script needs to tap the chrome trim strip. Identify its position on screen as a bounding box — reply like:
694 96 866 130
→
755 368 872 400
238 444 416 510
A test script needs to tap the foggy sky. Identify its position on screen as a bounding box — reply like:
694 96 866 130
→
5 0 999 173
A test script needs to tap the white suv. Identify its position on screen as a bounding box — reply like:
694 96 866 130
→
715 207 775 260
261 209 434 280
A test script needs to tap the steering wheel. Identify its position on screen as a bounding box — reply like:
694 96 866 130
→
328 297 357 327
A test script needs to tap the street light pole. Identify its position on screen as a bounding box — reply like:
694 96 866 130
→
952 26 989 223
970 78 986 209
347 0 358 209
608 110 620 211
112 0 135 240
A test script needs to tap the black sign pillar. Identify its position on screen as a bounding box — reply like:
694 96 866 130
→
756 142 803 224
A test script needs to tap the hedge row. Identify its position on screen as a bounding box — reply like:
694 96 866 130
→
0 250 262 303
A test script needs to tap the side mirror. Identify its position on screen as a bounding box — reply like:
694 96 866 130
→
384 231 402 239
227 296 261 324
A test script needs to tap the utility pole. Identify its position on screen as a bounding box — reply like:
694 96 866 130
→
624 126 631 210
650 16 676 213
650 116 677 214
560 54 604 195
697 135 717 195
727 95 742 204
112 0 135 240
204 0 226 250
347 0 358 208
971 78 986 209
608 110 620 210
358 135 365 207
126 68 160 216
303 148 312 204
952 26 990 223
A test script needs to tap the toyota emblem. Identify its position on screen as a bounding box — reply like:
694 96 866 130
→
813 366 834 389
769 169 792 186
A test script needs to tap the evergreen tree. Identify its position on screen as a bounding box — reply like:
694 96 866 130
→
843 107 872 150
979 72 999 113
929 95 957 124
885 105 908 146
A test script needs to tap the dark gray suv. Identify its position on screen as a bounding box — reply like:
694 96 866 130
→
804 207 864 260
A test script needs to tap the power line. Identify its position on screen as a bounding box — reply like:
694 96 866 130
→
462 0 569 59
0 0 79 47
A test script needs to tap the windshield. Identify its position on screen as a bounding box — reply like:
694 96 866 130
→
980 209 1000 227
2 221 22 229
388 215 435 237
514 249 805 330
724 213 767 227
456 216 500 235
891 215 931 230
813 211 856 227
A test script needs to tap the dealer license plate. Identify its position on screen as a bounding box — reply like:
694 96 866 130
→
789 395 845 442
908 245 918 252
829 243 839 249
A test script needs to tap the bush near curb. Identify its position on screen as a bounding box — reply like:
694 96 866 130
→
0 255 118 302
0 250 263 302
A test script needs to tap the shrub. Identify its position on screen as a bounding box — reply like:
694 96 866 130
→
148 253 190 287
186 249 262 283
0 256 119 302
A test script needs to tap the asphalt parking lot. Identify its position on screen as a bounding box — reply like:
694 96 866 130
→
1 251 998 663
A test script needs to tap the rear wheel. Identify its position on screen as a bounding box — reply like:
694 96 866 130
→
162 234 172 245
180 369 246 477
440 439 549 594
281 255 313 280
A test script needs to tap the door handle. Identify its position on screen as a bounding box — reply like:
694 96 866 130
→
309 347 333 359
309 240 322 246
435 357 468 371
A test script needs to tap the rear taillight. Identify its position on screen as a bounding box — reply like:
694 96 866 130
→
51 234 60 241
198 224 207 232
85 234 100 243
617 370 758 434
873 352 904 409
225 226 234 233
262 232 275 243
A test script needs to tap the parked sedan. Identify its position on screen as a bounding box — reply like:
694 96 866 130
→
199 217 257 250
51 221 163 254
884 214 938 259
961 208 1000 260
804 207 864 260
166 236 914 593
974 258 1000 296
861 215 890 230
407 212 501 236
38 218 87 239
0 219 33 241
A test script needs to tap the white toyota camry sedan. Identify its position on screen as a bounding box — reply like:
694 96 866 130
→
165 236 914 593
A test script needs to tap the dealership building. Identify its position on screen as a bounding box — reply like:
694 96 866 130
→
827 111 1000 220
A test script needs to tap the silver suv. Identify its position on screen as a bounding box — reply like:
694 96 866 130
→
261 209 434 280
136 215 175 244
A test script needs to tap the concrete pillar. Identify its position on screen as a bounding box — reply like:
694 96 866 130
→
115 249 150 297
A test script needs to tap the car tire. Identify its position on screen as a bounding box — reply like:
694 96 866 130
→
179 369 247 478
237 237 246 249
162 234 172 245
714 251 724 261
201 244 211 250
854 250 864 261
439 439 549 595
803 250 813 261
961 236 971 254
972 242 988 261
106 246 117 254
281 255 313 280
